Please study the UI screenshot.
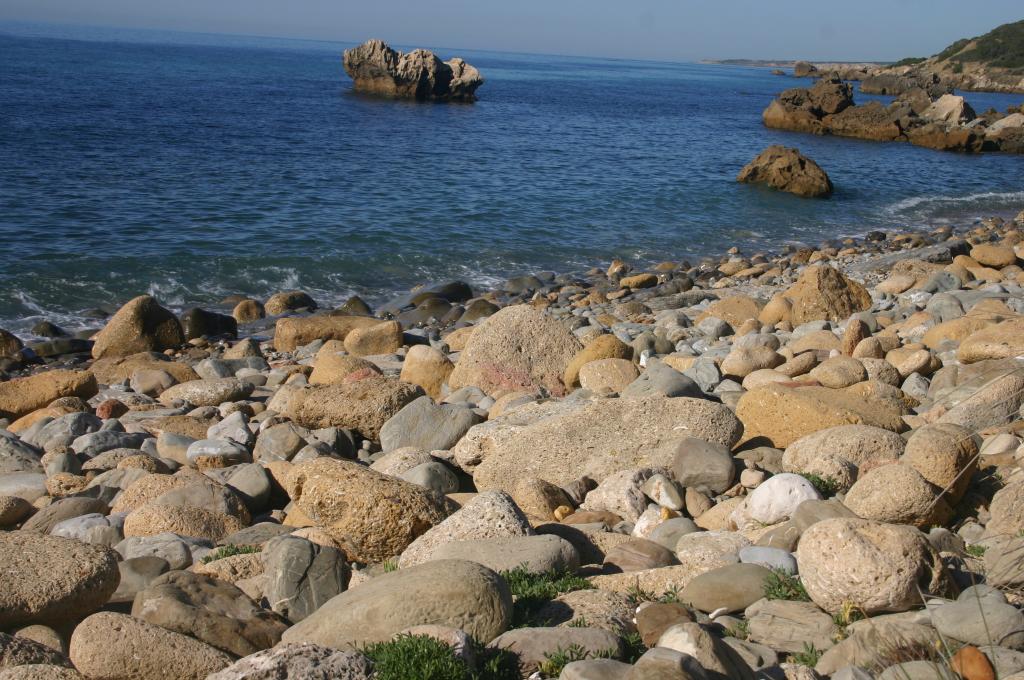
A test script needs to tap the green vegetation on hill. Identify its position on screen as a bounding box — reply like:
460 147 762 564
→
891 56 926 67
935 20 1024 70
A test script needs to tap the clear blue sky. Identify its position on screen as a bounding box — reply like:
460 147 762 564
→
1 0 1021 62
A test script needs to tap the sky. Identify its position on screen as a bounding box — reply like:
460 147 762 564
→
1 0 1021 63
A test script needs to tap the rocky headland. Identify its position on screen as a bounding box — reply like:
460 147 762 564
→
342 39 483 102
2 208 1024 678
763 73 1024 153
792 19 1024 95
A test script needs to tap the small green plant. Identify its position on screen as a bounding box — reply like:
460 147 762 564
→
788 643 822 667
383 558 399 572
800 473 841 497
763 569 810 602
727 620 750 640
200 544 261 564
567 616 588 628
363 634 520 680
626 581 682 605
620 630 648 664
965 544 987 558
500 566 593 628
537 644 614 677
831 600 865 641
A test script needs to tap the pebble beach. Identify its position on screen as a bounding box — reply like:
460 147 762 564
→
3 209 1024 679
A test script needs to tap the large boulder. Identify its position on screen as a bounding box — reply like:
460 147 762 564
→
737 382 912 448
957 318 1024 363
91 295 184 359
261 535 349 623
782 265 872 324
448 305 583 397
89 352 199 385
782 424 906 476
69 612 232 680
206 643 373 680
0 370 97 421
285 458 449 563
273 316 380 353
281 377 424 440
378 396 482 452
343 39 483 102
131 571 287 657
921 94 976 124
452 395 743 492
0 533 120 627
737 146 833 198
281 559 511 648
796 518 952 614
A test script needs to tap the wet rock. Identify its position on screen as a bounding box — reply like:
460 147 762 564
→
91 295 184 359
737 145 833 198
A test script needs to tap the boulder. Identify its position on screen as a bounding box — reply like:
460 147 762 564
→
90 295 184 359
448 305 583 397
122 504 245 543
796 518 951 614
490 627 623 674
159 378 254 407
0 632 73 670
206 644 374 680
379 396 482 452
343 39 483 102
261 535 349 623
343 320 403 357
264 291 317 316
132 571 287 657
453 395 743 492
421 534 578 574
399 490 531 568
782 424 905 476
0 533 120 628
308 345 381 385
563 334 633 388
737 146 833 198
957 319 1024 363
180 308 237 340
745 599 838 654
281 560 511 648
731 473 821 528
273 316 379 353
921 94 976 124
281 377 424 440
737 382 912 448
782 265 872 324
843 462 946 528
399 345 453 399
69 612 232 680
90 352 199 385
678 563 772 614
902 422 977 503
0 371 97 421
285 458 448 563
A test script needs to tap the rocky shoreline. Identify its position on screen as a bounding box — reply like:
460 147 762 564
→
3 210 1024 679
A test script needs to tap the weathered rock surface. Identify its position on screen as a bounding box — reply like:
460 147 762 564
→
281 377 424 440
206 643 374 680
453 395 742 491
737 146 833 198
343 39 483 102
285 458 448 563
91 295 184 359
281 560 511 648
0 533 120 628
0 371 97 421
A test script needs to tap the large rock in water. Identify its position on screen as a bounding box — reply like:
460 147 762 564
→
281 560 511 649
343 39 483 102
782 265 872 324
452 395 743 492
91 295 184 359
285 458 449 563
736 146 833 198
0 533 120 627
0 370 97 421
448 305 583 397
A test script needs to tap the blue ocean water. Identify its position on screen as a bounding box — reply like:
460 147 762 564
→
1 22 1023 336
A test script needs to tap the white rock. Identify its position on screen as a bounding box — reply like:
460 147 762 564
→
731 473 820 528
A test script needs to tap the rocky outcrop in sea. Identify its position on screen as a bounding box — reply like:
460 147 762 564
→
737 146 833 198
2 208 1024 677
763 73 1024 153
342 39 483 102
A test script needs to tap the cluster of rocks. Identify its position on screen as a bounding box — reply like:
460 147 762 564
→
342 39 483 102
763 73 1024 153
3 211 1024 678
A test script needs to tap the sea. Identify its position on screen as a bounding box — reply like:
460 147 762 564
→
2 22 1023 338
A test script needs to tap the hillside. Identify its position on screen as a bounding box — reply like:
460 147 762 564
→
885 19 1024 93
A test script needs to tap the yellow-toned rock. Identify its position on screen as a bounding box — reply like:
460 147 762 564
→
563 334 633 388
957 318 1024 363
782 265 871 324
343 320 403 357
697 295 763 328
273 315 380 352
400 345 454 399
91 295 184 359
0 370 97 421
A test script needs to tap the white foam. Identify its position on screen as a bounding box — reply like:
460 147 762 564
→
887 190 1024 215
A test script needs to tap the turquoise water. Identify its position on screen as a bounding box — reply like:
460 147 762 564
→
1 22 1023 336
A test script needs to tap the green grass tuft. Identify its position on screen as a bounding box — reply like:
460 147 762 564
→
200 544 261 564
363 634 520 680
799 473 842 497
965 544 987 558
788 643 822 667
625 582 683 606
537 644 614 678
763 568 811 602
500 566 593 628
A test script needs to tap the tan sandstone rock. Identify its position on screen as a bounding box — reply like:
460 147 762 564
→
91 295 184 359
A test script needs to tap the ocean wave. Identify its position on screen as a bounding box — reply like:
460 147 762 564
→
887 191 1024 215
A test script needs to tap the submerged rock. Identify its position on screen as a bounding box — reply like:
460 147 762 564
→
343 39 483 102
